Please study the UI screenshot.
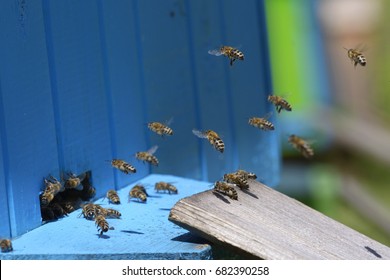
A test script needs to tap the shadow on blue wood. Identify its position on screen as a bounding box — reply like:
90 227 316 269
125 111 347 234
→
0 0 278 239
0 174 212 260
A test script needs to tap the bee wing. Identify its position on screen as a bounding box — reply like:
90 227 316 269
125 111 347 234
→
263 111 273 120
165 117 174 126
192 129 207 139
208 49 223 56
147 145 158 155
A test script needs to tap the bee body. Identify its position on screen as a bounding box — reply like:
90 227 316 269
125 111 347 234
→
64 173 82 190
95 215 113 237
235 169 257 180
193 129 225 153
248 117 275 131
135 146 159 166
44 176 63 195
209 46 244 66
268 95 292 113
155 182 178 194
148 122 173 136
104 208 122 219
106 189 120 204
346 48 366 67
213 181 238 200
223 173 249 190
129 188 147 203
40 190 55 205
288 134 314 159
109 159 136 174
0 239 13 253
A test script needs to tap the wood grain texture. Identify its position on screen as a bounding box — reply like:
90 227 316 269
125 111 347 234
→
169 179 390 259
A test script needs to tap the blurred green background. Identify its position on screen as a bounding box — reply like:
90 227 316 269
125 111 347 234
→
265 0 390 247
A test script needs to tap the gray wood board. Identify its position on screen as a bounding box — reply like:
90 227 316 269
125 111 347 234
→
169 180 390 259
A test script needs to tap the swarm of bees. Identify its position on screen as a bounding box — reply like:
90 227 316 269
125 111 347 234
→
0 239 13 253
208 45 244 66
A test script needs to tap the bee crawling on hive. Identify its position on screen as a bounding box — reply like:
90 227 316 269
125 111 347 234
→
129 184 148 203
235 169 257 180
192 129 225 153
63 172 85 191
288 134 314 159
213 181 238 200
107 159 136 174
268 94 292 114
0 239 13 253
135 145 159 166
248 113 275 131
223 172 249 190
148 118 174 137
155 181 178 194
104 208 122 219
95 215 114 237
106 189 121 204
208 46 244 66
344 46 366 67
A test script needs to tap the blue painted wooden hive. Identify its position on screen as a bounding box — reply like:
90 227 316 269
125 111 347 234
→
0 0 279 259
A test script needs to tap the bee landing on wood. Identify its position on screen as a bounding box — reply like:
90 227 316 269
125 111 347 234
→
344 47 366 67
192 129 225 153
208 46 244 66
213 181 238 200
248 113 275 131
155 182 178 194
268 95 292 114
148 118 174 137
223 172 249 190
0 239 13 253
235 169 257 180
135 145 159 166
288 134 314 159
108 159 136 174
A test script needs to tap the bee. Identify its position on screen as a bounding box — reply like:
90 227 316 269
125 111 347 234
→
104 208 122 219
80 173 96 200
268 95 292 113
40 190 55 206
248 114 275 131
132 184 149 197
64 172 84 190
288 134 314 159
106 189 120 204
235 169 257 180
208 46 244 66
43 175 63 195
148 119 173 137
61 201 76 214
344 47 366 67
192 129 225 153
0 239 13 253
95 215 113 237
129 186 147 203
223 172 249 190
79 203 98 220
155 182 178 194
108 159 136 174
213 181 238 200
135 145 159 166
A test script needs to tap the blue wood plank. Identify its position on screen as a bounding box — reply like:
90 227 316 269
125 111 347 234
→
0 174 212 260
42 0 115 198
97 0 149 188
218 0 280 187
0 0 60 236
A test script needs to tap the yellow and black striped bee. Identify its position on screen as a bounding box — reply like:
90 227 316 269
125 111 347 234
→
104 208 122 219
223 172 249 190
106 189 120 204
40 190 55 206
268 95 292 113
129 185 148 203
155 182 178 194
192 129 225 153
95 215 113 237
288 134 314 159
148 119 173 137
108 159 136 174
235 169 257 180
64 172 84 190
213 181 238 200
208 46 244 66
79 203 98 220
135 145 159 166
248 113 275 131
44 175 63 195
344 47 366 67
0 239 13 253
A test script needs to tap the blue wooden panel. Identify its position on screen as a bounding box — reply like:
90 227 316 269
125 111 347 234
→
42 0 115 198
134 0 203 179
0 0 60 236
96 0 149 187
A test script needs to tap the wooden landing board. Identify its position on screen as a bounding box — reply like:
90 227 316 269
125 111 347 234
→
169 180 390 260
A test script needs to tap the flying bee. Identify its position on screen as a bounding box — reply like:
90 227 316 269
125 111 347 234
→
108 159 136 174
344 47 366 67
79 203 97 220
223 172 249 190
129 186 147 203
248 113 275 131
148 118 173 137
213 181 238 200
235 169 257 180
135 145 159 166
0 239 13 253
106 189 120 204
155 182 178 194
268 95 292 113
288 134 314 159
95 215 114 237
192 129 225 153
208 46 244 66
104 208 122 219
64 172 84 190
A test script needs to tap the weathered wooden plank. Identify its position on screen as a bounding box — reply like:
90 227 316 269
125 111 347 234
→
169 179 390 259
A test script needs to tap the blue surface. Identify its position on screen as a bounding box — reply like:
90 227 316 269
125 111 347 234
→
0 0 278 238
0 174 212 260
